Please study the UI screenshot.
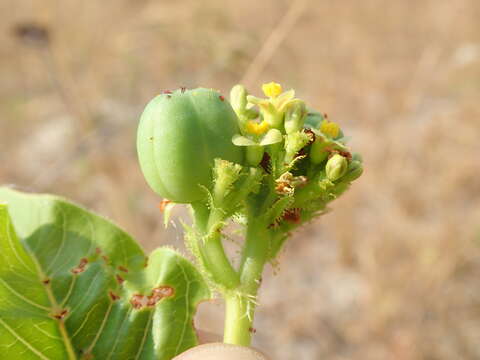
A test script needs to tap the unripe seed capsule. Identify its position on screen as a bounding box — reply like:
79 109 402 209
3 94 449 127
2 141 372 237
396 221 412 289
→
137 88 244 203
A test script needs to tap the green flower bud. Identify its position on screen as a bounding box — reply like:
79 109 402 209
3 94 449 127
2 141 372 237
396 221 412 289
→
310 134 331 164
342 160 363 182
213 159 243 202
230 85 248 116
284 131 311 163
137 88 244 203
284 100 307 134
325 154 348 181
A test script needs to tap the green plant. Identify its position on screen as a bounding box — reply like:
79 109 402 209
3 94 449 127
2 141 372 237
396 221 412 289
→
137 82 363 346
0 82 362 359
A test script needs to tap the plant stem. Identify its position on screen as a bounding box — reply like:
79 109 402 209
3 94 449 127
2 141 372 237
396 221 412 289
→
202 230 240 289
223 292 252 346
191 202 240 289
223 217 269 346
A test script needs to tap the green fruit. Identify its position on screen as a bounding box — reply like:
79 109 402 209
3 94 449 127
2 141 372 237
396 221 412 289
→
137 88 244 203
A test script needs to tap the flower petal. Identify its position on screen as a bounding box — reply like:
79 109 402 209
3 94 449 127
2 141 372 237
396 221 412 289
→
260 129 284 145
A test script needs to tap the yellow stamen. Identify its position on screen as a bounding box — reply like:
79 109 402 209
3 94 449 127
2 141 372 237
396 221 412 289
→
262 82 283 98
246 120 270 135
320 120 340 138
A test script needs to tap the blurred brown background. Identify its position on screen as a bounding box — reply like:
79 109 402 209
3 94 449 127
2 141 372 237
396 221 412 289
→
1 0 480 359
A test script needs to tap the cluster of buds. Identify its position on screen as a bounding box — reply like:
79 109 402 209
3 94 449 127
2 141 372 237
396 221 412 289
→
137 83 363 262
228 82 363 236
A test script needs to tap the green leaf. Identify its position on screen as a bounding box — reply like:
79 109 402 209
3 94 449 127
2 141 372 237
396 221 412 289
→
0 187 210 360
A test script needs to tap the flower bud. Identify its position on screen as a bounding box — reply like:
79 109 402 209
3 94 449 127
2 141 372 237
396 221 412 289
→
284 100 307 134
230 84 248 116
342 160 363 182
310 135 330 164
325 154 348 181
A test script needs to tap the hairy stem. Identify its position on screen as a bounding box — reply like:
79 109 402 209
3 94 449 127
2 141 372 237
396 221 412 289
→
191 202 240 289
224 217 269 346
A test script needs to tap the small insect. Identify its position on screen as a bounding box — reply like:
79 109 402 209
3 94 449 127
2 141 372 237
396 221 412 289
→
219 95 225 101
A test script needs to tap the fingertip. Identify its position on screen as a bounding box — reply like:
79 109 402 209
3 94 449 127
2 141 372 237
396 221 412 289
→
174 343 270 360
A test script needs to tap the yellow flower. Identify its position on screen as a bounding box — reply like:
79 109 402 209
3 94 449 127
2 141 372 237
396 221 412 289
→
262 82 283 98
320 120 340 138
246 120 270 135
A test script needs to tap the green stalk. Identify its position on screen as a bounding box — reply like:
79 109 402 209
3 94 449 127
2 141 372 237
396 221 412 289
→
191 202 240 289
223 217 269 346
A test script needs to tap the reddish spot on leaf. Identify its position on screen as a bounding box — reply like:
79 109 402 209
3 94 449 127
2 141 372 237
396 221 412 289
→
130 294 147 310
153 286 175 298
102 255 110 264
42 278 50 285
130 286 175 310
116 274 125 285
118 265 128 273
71 258 88 274
95 247 102 254
109 291 120 301
53 309 68 320
147 286 175 307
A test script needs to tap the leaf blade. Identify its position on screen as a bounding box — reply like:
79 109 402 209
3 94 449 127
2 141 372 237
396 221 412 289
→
0 188 211 359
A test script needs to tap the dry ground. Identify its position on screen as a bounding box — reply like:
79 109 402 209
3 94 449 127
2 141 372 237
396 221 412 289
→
1 0 480 359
